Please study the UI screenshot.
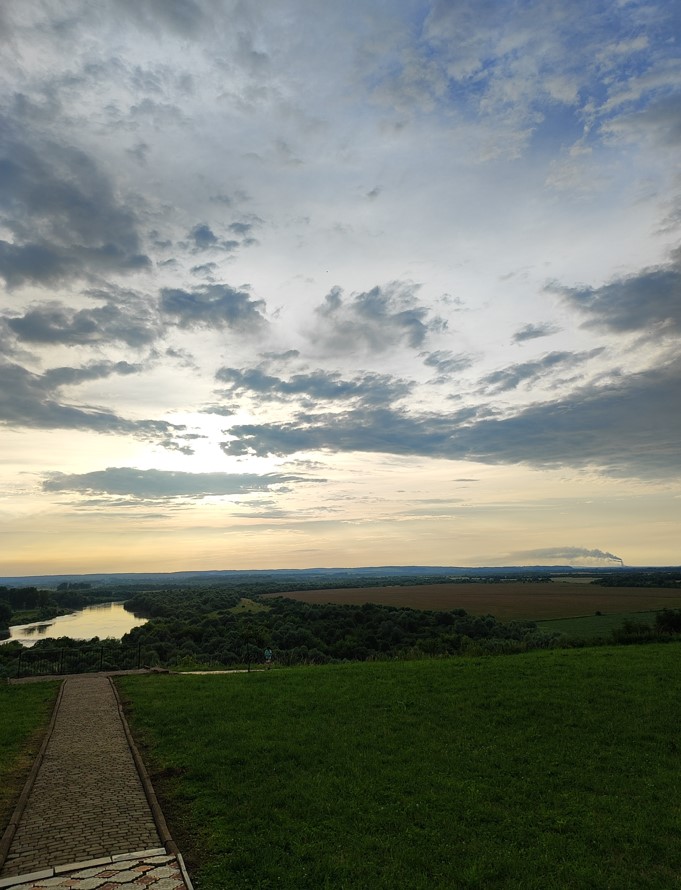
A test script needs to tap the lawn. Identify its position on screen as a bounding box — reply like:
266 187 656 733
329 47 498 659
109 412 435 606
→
0 682 59 835
118 644 681 889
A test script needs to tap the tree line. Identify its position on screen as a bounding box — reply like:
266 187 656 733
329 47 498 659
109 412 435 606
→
117 587 560 667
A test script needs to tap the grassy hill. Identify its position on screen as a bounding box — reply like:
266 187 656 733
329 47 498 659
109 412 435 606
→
117 644 681 889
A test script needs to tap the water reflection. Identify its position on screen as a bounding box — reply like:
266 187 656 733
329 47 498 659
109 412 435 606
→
23 623 52 636
2 601 147 647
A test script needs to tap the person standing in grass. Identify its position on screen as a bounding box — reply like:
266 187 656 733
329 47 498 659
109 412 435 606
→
264 647 273 669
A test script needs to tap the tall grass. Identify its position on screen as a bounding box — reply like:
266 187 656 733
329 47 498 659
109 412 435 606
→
119 644 681 889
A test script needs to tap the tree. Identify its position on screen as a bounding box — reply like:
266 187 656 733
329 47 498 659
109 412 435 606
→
655 609 681 634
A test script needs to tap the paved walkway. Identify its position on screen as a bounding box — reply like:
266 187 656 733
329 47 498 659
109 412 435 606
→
0 676 192 890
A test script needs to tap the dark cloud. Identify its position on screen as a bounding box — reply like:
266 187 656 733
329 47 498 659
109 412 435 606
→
221 357 681 478
260 349 300 363
156 433 206 456
186 224 239 254
453 360 681 477
0 125 150 286
42 361 142 389
5 299 159 348
311 283 445 354
229 222 253 236
160 284 267 331
479 349 604 393
200 404 239 417
0 242 75 288
0 361 182 440
43 467 315 501
422 350 473 378
221 405 478 460
512 322 561 343
550 252 681 337
190 224 218 249
191 262 218 276
215 367 412 405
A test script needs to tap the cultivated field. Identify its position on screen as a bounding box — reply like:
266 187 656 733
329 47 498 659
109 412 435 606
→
263 582 681 619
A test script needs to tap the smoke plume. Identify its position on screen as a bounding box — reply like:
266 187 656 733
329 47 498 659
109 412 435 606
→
510 547 624 566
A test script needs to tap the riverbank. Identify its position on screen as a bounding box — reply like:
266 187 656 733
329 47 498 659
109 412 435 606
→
1 602 147 648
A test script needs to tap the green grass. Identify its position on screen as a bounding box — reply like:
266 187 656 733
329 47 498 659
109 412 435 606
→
0 682 59 834
230 597 270 614
118 645 681 890
537 611 657 639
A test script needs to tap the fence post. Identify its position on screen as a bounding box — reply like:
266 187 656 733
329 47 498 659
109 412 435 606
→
137 642 141 669
59 648 64 675
99 647 104 671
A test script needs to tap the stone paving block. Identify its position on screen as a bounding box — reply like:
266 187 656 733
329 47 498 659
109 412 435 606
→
0 870 54 888
54 861 112 876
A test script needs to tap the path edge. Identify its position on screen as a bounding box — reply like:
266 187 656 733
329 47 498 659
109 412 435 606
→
0 680 66 871
108 677 179 856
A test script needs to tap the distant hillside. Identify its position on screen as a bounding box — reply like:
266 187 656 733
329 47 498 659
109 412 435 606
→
1 564 675 589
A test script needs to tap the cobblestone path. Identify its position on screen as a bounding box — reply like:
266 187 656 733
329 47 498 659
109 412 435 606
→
0 676 192 889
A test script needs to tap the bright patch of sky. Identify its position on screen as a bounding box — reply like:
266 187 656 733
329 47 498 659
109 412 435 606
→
0 0 679 573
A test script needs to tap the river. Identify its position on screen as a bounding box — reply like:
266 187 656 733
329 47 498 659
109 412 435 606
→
1 601 147 647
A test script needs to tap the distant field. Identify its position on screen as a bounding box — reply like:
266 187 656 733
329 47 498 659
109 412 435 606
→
263 582 681 620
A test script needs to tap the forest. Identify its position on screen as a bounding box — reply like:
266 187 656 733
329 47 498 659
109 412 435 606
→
121 587 559 665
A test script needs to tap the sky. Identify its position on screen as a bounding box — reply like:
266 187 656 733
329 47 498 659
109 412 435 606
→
0 0 679 575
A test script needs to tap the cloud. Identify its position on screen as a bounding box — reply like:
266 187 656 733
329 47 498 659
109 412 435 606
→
191 262 218 276
422 350 474 378
512 322 561 344
551 251 681 337
0 360 182 441
0 242 75 288
5 299 160 348
188 224 239 253
222 357 681 479
190 224 218 249
479 349 604 393
310 283 445 355
221 404 477 460
42 361 143 389
0 125 150 287
455 359 681 478
215 366 412 405
42 466 315 501
160 284 267 331
228 221 255 236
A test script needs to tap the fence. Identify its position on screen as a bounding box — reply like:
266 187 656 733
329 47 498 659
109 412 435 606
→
2 643 151 680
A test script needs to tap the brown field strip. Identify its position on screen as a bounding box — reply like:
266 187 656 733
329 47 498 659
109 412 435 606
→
262 583 681 620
